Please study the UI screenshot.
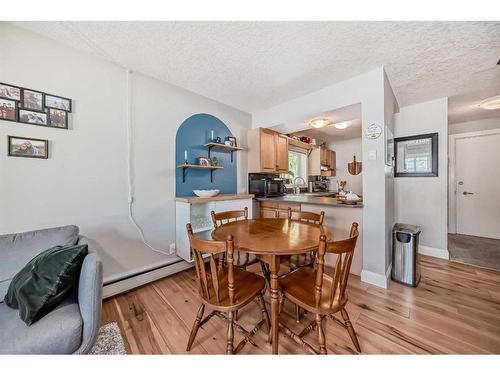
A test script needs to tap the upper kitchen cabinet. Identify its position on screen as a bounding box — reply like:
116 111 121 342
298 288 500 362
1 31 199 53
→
248 128 289 173
308 146 336 176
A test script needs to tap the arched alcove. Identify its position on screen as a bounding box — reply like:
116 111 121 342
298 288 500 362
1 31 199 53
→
175 113 237 197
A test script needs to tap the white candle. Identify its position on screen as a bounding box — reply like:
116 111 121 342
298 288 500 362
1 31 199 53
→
184 150 188 163
210 130 214 141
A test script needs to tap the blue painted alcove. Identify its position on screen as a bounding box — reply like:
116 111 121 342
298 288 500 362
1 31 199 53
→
175 113 237 197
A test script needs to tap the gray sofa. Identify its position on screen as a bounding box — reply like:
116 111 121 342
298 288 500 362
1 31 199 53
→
0 225 103 354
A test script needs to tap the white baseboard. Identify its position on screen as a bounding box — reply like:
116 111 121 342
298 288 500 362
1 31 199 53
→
418 245 449 260
103 260 193 299
361 269 388 289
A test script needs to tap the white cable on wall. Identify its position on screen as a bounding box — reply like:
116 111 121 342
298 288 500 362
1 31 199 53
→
62 24 173 258
125 69 172 256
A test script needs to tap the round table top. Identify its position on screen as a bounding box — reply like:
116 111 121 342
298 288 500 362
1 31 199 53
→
212 218 331 255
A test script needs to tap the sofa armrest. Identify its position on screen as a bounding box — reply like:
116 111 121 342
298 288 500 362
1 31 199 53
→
74 237 103 354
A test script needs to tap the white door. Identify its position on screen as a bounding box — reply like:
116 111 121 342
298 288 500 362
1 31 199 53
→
456 132 500 239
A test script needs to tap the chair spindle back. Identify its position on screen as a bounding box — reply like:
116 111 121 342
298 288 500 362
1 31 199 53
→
315 222 359 309
288 208 325 225
211 207 248 228
186 223 235 304
211 208 249 267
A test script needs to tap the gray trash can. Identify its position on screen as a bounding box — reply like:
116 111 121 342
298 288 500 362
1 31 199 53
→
391 223 421 287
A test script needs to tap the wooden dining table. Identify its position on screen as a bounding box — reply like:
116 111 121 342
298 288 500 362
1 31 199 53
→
212 218 330 354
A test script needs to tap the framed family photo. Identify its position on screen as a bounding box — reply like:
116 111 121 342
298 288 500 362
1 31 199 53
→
18 108 48 126
0 83 21 101
0 98 17 122
8 136 49 159
48 108 68 129
22 89 44 111
45 94 72 112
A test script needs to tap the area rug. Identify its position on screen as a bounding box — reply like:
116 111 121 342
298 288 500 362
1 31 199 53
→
448 234 500 272
89 322 127 355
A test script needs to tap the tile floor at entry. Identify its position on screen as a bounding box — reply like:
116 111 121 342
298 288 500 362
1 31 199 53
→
448 234 500 272
101 255 500 354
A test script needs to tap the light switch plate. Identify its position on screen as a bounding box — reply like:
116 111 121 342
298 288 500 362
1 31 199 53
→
368 150 377 161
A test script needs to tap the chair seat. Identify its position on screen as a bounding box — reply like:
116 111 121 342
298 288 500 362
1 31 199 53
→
202 266 266 311
279 267 346 315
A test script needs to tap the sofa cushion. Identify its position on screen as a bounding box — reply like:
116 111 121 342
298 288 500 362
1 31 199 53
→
0 225 79 301
5 244 88 325
0 295 83 354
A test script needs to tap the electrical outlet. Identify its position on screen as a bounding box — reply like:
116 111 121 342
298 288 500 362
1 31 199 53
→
169 243 176 254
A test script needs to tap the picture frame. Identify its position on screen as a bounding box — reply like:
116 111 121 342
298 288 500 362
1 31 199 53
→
8 136 49 159
226 136 237 147
198 157 212 166
48 108 68 129
394 132 438 177
45 94 72 112
0 98 17 122
0 82 21 101
18 108 48 126
21 89 44 111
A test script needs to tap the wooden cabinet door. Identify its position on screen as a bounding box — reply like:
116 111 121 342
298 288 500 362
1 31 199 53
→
260 208 278 218
260 129 277 172
329 150 336 170
275 133 289 172
320 147 329 165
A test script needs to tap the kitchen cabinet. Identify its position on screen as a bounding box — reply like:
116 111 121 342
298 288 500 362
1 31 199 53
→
258 201 300 219
308 147 336 176
320 147 329 165
248 127 289 173
276 133 289 172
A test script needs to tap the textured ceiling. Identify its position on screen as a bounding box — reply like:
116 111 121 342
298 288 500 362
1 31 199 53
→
13 21 500 123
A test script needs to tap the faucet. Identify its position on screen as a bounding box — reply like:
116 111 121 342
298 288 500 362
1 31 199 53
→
293 177 306 195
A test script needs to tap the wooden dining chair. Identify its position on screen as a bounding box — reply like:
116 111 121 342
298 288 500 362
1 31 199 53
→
211 207 260 269
278 222 361 354
286 208 325 270
185 223 270 354
283 208 325 322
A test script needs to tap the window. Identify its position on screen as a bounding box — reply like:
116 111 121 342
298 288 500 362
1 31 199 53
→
394 133 438 177
288 149 308 183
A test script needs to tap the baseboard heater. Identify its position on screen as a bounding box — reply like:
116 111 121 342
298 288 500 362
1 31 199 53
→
102 258 193 299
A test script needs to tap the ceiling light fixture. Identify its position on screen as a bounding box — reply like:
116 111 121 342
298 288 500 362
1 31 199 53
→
334 121 350 129
478 95 500 110
309 117 331 129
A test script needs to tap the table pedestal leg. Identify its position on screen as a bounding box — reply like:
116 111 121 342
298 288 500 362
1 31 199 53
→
269 255 280 354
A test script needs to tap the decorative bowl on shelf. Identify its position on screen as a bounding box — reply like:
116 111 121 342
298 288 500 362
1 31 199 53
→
193 189 220 198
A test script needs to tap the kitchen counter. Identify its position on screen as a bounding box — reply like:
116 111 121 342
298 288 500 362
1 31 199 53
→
255 193 363 208
175 193 254 204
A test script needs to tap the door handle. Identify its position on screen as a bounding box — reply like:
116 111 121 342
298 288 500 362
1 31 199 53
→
463 192 474 195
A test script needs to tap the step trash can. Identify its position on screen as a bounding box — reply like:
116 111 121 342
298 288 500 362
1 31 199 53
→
391 223 421 287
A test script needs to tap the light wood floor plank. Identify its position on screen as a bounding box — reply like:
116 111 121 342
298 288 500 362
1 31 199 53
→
102 255 500 354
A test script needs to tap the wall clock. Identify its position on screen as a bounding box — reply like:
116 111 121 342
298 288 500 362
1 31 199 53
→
365 124 382 140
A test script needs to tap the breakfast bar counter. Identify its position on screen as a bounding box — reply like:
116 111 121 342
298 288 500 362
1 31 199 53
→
255 194 363 208
254 194 363 276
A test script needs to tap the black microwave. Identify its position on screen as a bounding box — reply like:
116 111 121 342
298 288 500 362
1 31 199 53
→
248 174 285 197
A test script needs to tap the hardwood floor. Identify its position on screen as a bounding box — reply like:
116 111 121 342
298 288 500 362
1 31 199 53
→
101 255 500 354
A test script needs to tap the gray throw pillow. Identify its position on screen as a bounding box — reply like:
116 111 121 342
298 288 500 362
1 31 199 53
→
4 244 88 325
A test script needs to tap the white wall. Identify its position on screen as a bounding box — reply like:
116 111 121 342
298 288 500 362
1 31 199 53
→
0 23 252 282
384 71 398 271
449 118 500 135
394 98 448 253
326 137 363 194
253 67 397 288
